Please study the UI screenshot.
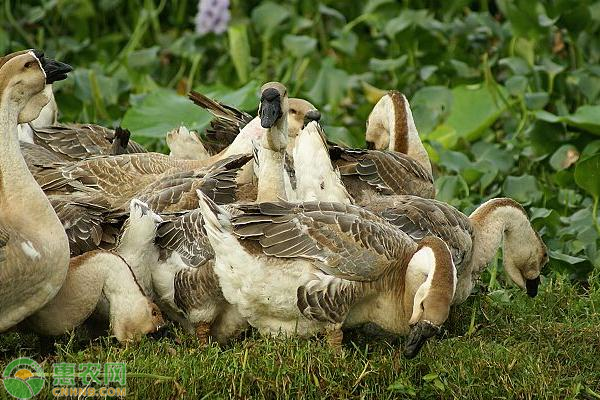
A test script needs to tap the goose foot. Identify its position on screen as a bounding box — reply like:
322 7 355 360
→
195 322 211 346
325 326 343 351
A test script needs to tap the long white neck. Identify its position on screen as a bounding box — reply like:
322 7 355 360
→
468 200 531 275
256 147 287 202
116 223 159 295
100 253 147 324
293 126 351 203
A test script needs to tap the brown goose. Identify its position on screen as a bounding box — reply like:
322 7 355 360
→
365 90 431 174
294 121 434 205
23 249 164 343
380 196 548 304
292 123 545 303
0 50 72 331
198 194 457 357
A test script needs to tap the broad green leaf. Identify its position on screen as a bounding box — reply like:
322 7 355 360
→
439 150 472 173
524 92 549 110
549 144 579 171
502 174 542 204
505 75 528 97
439 84 510 142
549 250 586 264
127 47 159 69
283 35 317 58
307 58 349 106
193 81 260 111
228 24 251 83
472 141 515 173
251 2 290 38
535 106 600 135
368 56 407 72
411 86 452 136
122 89 212 138
435 175 469 203
499 57 531 75
363 0 395 14
330 31 358 56
581 140 600 158
574 154 600 199
324 125 362 148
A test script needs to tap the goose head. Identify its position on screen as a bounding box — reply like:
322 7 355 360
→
259 81 288 152
111 289 164 343
0 50 71 123
118 199 163 250
365 91 431 173
404 236 456 358
287 98 321 138
500 206 547 298
469 198 547 298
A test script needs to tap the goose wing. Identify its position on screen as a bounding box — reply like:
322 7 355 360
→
31 124 146 160
330 147 435 198
379 195 473 271
156 209 213 268
49 193 125 255
232 201 416 281
188 91 253 155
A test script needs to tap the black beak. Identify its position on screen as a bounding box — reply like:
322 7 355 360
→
33 50 72 84
526 276 540 298
366 141 375 150
259 88 282 128
403 321 440 359
303 109 321 128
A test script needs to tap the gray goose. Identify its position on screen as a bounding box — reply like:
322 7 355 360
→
0 50 72 331
380 196 548 304
293 123 546 303
198 195 457 357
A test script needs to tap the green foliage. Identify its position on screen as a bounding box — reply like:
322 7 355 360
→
2 0 600 279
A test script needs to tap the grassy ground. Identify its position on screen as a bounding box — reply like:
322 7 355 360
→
1 277 599 399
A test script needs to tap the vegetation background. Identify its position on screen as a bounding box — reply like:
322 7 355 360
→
1 0 600 398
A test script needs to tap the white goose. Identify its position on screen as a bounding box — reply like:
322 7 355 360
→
0 50 72 331
198 193 457 357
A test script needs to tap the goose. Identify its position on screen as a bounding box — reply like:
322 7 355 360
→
292 122 546 303
197 193 457 357
23 249 164 343
0 49 72 332
188 90 321 156
380 196 547 304
365 90 431 174
167 125 211 161
294 121 434 205
119 83 295 344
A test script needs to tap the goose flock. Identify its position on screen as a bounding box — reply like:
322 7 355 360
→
0 49 548 358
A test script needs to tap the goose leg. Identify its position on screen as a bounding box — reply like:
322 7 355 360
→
195 322 211 345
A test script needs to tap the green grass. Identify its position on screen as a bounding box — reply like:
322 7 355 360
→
2 278 599 399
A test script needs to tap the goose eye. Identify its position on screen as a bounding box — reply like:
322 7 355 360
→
24 61 34 69
290 109 297 115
